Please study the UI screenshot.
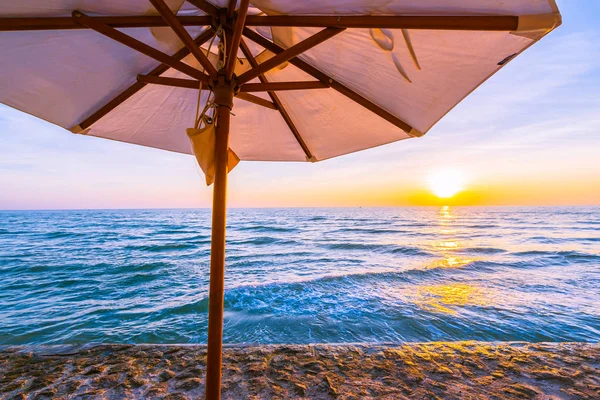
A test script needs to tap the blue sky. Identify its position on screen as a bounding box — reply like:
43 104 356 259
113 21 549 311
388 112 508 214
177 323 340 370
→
1 0 599 209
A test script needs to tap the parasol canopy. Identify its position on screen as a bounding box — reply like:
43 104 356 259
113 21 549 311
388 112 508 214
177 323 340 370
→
0 1 561 398
0 1 560 162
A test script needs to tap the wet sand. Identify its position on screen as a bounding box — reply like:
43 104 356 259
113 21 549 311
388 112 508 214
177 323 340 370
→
1 342 599 399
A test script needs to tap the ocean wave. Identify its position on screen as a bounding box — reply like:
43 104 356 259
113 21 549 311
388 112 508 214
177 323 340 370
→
166 297 210 315
231 237 299 246
513 250 599 261
513 250 551 256
569 237 600 242
393 223 435 228
115 272 162 286
53 277 104 289
133 268 455 319
456 247 506 254
527 236 564 244
153 228 205 235
226 261 497 300
124 242 206 252
112 261 172 273
121 297 210 318
556 251 600 261
237 225 298 233
43 231 85 239
225 251 316 263
323 242 430 256
330 228 409 235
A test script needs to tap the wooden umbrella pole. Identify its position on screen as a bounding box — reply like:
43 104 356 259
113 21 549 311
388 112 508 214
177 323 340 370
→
205 82 234 400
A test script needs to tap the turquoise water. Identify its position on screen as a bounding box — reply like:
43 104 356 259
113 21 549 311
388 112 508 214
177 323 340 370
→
0 207 599 345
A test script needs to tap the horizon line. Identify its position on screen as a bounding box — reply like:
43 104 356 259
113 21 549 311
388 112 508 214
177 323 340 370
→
1 204 599 212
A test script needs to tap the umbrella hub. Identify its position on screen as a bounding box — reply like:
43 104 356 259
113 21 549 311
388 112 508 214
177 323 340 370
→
212 76 235 110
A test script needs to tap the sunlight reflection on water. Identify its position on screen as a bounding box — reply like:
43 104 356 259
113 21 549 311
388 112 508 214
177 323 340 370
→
414 284 488 315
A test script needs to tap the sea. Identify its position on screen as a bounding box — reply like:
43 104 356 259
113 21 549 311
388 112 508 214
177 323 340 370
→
0 207 599 345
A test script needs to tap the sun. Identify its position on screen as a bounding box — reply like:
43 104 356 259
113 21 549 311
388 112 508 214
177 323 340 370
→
427 170 466 199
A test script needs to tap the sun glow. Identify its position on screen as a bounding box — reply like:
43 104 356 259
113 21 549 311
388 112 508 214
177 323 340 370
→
427 170 467 199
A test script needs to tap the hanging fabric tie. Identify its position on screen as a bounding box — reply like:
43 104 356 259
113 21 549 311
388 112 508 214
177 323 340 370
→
186 26 239 186
187 115 240 186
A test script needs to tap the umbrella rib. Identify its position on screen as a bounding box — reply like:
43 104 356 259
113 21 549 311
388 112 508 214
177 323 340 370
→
138 76 328 92
236 27 345 85
242 28 421 137
137 75 209 89
225 0 250 79
0 15 521 32
135 75 277 110
226 0 237 19
0 15 213 31
244 15 520 30
72 11 210 84
235 93 277 110
240 82 329 92
150 0 218 79
75 28 215 131
239 39 314 161
186 0 219 18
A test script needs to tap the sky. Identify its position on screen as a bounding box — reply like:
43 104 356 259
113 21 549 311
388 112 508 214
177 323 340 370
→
1 0 599 209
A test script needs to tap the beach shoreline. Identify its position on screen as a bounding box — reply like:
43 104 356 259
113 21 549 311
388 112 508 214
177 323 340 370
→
1 342 598 399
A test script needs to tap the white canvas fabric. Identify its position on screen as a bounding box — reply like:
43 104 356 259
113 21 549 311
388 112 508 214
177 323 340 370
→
0 0 561 162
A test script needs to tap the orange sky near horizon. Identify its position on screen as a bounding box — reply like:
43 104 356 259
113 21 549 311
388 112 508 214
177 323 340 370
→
224 177 600 208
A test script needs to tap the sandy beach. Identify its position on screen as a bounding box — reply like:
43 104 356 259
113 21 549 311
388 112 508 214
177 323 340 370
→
1 342 598 399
